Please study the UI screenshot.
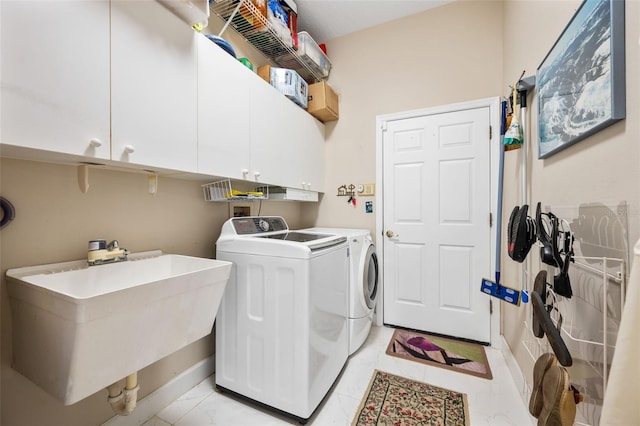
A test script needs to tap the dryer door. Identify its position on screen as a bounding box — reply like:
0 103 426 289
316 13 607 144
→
363 244 379 309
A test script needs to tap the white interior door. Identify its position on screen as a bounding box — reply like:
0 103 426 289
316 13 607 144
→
382 106 492 343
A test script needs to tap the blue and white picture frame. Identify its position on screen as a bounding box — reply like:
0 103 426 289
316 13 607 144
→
537 0 625 159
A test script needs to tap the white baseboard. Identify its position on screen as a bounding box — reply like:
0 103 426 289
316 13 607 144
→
101 355 215 426
501 336 536 426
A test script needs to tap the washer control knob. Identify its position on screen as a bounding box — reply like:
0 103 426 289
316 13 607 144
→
258 219 270 232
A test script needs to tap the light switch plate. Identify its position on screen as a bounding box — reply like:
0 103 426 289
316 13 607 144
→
358 183 375 196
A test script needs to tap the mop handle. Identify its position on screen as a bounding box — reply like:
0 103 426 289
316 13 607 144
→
495 100 507 284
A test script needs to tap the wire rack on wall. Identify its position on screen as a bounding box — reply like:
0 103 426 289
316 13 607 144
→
209 0 327 83
202 179 268 201
521 256 626 426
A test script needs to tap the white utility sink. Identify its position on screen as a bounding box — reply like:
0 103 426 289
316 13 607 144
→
6 250 232 405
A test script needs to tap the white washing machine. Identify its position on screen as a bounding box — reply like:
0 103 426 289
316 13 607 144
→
215 217 349 423
304 228 379 355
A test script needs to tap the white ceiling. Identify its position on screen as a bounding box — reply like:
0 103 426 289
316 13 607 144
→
295 0 455 43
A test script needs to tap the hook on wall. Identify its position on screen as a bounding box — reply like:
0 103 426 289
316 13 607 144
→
337 184 356 197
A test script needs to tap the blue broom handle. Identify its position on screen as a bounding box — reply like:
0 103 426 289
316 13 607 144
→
495 100 507 285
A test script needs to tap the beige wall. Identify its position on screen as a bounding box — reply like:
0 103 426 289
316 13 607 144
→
312 1 505 236
0 158 308 425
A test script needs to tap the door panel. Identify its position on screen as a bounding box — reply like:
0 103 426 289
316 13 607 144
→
383 106 491 343
395 243 424 303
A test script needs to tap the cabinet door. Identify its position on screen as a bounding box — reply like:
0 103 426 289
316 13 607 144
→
111 0 197 172
289 112 324 192
0 0 110 159
249 78 298 187
197 35 251 179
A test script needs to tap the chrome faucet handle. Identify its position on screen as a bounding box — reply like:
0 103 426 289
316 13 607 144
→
107 240 119 251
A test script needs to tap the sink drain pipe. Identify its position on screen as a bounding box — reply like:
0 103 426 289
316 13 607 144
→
107 372 140 415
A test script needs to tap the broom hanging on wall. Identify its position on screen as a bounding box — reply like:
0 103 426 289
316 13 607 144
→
480 99 521 306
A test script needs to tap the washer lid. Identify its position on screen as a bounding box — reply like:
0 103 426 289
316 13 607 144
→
256 231 347 251
217 233 346 257
217 217 347 257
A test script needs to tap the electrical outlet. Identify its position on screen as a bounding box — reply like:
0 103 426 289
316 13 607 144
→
357 183 375 196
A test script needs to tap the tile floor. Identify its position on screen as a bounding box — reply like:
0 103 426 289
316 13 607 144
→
142 326 533 425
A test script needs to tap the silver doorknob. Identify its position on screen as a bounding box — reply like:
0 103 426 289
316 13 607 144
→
386 230 398 238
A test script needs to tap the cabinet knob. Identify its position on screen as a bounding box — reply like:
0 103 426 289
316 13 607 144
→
242 169 249 176
89 138 103 148
124 145 135 154
306 182 311 189
254 171 261 179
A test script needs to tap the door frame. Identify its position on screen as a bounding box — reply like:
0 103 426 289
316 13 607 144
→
375 97 502 347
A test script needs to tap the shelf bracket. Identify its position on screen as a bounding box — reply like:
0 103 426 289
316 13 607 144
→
148 173 158 195
218 0 244 37
77 165 90 194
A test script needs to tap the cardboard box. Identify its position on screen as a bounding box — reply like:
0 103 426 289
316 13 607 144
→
307 81 339 122
257 65 308 109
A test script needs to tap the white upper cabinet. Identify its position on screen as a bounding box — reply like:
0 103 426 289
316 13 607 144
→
249 78 296 187
197 36 252 179
250 78 324 191
111 0 198 172
1 0 324 194
0 0 110 159
288 109 325 192
198 38 324 192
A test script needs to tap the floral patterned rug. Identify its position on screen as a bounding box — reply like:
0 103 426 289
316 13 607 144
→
351 370 470 426
386 329 493 380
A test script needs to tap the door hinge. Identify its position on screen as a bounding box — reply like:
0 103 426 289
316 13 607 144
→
490 299 493 314
489 212 493 227
489 125 492 140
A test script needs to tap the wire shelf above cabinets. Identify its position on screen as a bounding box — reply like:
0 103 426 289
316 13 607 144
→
209 0 329 83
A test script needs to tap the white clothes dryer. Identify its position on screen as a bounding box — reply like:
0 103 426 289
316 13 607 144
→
304 228 379 355
215 217 349 423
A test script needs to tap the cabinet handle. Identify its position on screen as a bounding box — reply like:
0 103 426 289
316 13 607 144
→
89 138 103 148
124 145 135 154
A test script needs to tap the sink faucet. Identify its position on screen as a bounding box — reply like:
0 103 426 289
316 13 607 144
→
88 239 129 266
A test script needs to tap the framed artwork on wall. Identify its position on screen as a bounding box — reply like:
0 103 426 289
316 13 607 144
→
537 0 625 159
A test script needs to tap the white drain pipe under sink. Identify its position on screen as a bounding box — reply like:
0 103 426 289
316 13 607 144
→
107 373 140 415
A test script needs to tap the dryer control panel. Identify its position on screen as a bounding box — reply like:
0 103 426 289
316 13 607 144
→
231 216 288 235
